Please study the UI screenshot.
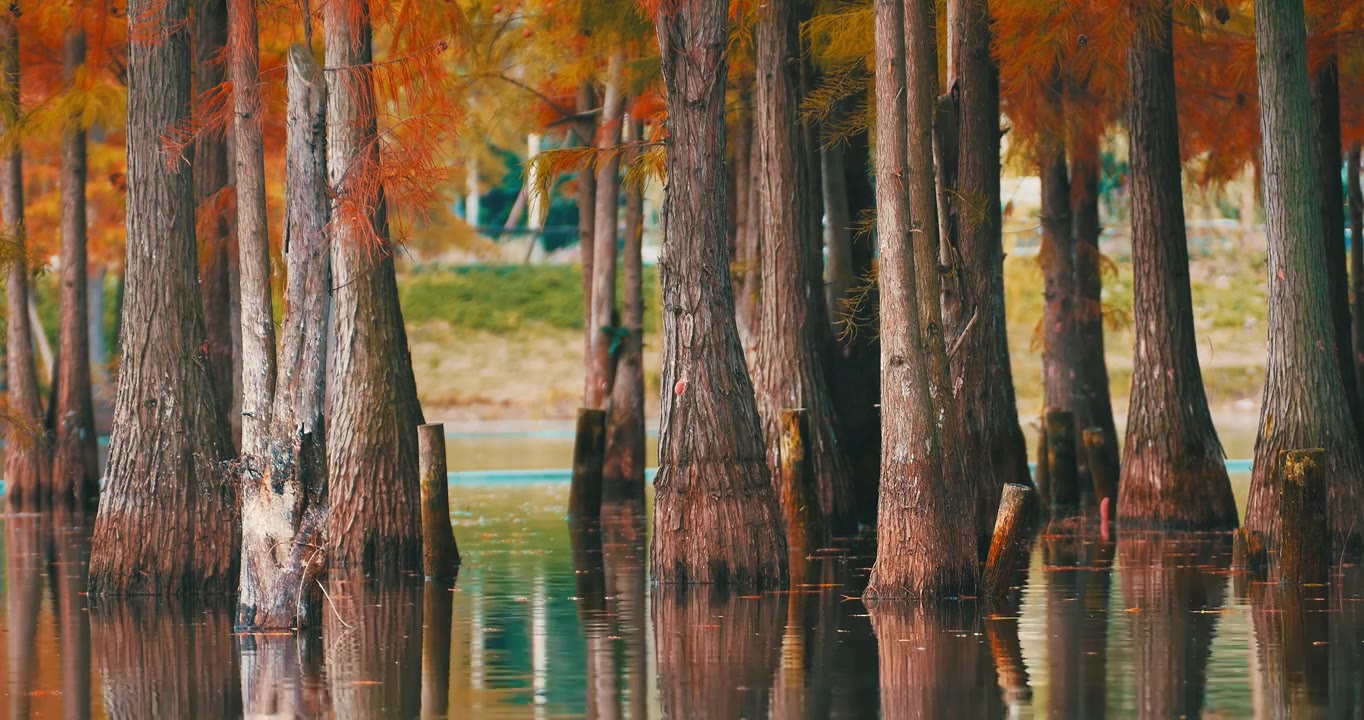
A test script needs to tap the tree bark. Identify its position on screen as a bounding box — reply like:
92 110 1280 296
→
943 0 1030 554
737 124 763 349
232 0 277 465
325 0 426 576
1311 54 1359 428
578 81 598 393
89 0 238 595
1070 112 1120 495
1351 146 1364 404
1 9 50 512
235 43 330 631
602 117 647 512
587 53 626 410
1246 0 1364 545
1039 77 1077 419
651 0 789 587
53 29 99 510
751 0 856 540
864 0 977 599
1118 2 1237 529
194 0 235 443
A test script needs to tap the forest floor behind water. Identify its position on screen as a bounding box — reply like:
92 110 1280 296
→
396 246 1268 426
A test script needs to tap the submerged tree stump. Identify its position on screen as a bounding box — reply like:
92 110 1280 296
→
1278 449 1327 585
982 483 1035 599
778 408 824 553
1232 527 1268 582
568 408 607 522
1046 411 1078 515
418 424 460 579
1035 422 1051 515
1083 427 1117 516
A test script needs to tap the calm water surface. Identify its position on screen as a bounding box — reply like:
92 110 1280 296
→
2 434 1359 718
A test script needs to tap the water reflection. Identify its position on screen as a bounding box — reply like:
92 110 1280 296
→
15 480 1364 717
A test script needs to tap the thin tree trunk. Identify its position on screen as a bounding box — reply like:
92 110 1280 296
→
325 0 426 576
1350 146 1364 404
88 0 237 595
1 8 50 512
578 81 598 395
943 0 1029 554
89 263 107 386
864 0 976 598
586 52 626 409
236 43 330 631
53 29 99 509
752 0 856 539
823 143 853 328
1118 1 1237 529
233 0 276 465
1312 53 1359 428
195 0 235 439
1069 109 1120 495
602 117 646 512
737 126 763 348
1246 0 1364 545
651 0 789 587
1039 76 1077 419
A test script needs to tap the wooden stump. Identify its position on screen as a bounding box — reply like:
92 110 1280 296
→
982 483 1035 599
779 408 824 553
418 424 460 579
568 408 607 522
1232 527 1268 595
1083 427 1116 516
1035 422 1051 515
1278 448 1327 585
1046 411 1078 516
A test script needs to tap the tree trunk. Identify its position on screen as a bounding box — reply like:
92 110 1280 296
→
89 263 107 386
53 29 99 510
1069 112 1120 495
751 0 856 540
578 81 598 393
602 117 647 512
1039 78 1076 419
1118 2 1237 529
89 0 237 596
233 0 277 465
1 9 50 512
651 0 789 587
1246 0 1364 545
324 0 426 576
830 130 880 526
194 0 235 442
586 52 626 409
1350 146 1364 404
864 0 976 599
943 0 1029 555
732 108 751 304
236 43 330 631
823 143 854 327
1312 54 1359 428
737 126 763 349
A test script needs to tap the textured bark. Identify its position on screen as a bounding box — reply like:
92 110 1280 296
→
653 588 784 719
89 0 237 595
651 0 789 587
586 53 626 409
1 10 50 512
731 109 752 307
981 483 1034 600
1246 0 1364 545
1070 115 1120 490
195 0 234 443
92 597 242 719
868 601 1001 718
1351 147 1364 405
578 82 598 387
1119 534 1227 719
418 423 460 578
777 408 822 551
236 45 330 630
830 131 881 526
325 1 426 576
602 121 647 511
1312 54 1359 427
1046 409 1079 514
568 407 606 522
1277 448 1328 584
751 0 855 539
53 29 99 509
865 0 976 599
737 124 763 349
943 0 1029 555
1118 3 1237 529
232 0 277 464
1039 81 1077 418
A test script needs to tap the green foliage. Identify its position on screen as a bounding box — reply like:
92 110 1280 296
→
399 264 661 334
